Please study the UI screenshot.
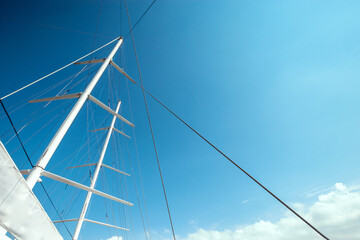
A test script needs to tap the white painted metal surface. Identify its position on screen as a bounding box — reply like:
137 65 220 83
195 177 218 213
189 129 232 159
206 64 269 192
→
88 95 134 127
1 36 121 100
110 61 136 84
29 92 82 103
102 164 130 176
66 163 130 176
20 169 31 175
73 101 127 240
113 127 131 139
90 127 110 132
0 227 11 240
41 170 132 206
0 142 63 240
26 38 123 189
83 219 129 231
66 163 98 169
74 58 105 65
53 219 78 224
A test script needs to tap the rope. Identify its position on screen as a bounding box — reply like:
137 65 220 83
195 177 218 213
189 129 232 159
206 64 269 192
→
0 100 34 168
0 99 73 238
123 1 177 239
1 36 121 100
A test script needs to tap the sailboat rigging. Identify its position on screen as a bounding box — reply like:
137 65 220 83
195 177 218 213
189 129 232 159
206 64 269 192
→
0 1 331 240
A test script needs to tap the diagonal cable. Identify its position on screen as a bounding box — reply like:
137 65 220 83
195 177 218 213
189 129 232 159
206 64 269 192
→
0 99 73 238
126 78 330 240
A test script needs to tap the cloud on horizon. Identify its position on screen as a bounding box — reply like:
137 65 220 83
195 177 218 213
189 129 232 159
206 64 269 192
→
103 236 123 240
179 183 360 240
106 183 360 240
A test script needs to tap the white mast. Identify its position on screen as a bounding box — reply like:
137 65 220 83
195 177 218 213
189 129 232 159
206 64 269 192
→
26 38 123 189
73 101 121 240
0 36 134 240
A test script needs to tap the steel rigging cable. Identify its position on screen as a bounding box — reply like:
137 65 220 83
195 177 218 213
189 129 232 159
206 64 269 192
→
0 99 73 238
123 63 153 240
119 0 329 238
1 0 158 101
124 0 157 40
123 0 332 238
124 78 330 240
123 0 177 239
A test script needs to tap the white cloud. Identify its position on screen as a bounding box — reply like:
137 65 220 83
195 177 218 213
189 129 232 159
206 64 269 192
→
103 236 123 240
179 183 360 240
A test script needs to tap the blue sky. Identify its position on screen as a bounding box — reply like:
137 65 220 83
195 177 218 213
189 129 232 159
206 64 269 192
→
1 1 360 240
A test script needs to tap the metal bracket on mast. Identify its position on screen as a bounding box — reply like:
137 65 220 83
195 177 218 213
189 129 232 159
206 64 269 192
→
90 127 110 132
53 218 129 231
28 94 135 128
113 127 131 138
20 170 133 205
65 163 98 169
29 92 82 103
90 126 131 138
109 61 136 84
65 163 131 176
88 95 134 127
102 163 131 176
73 56 135 84
41 170 133 205
74 58 106 65
53 219 78 224
83 219 129 231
